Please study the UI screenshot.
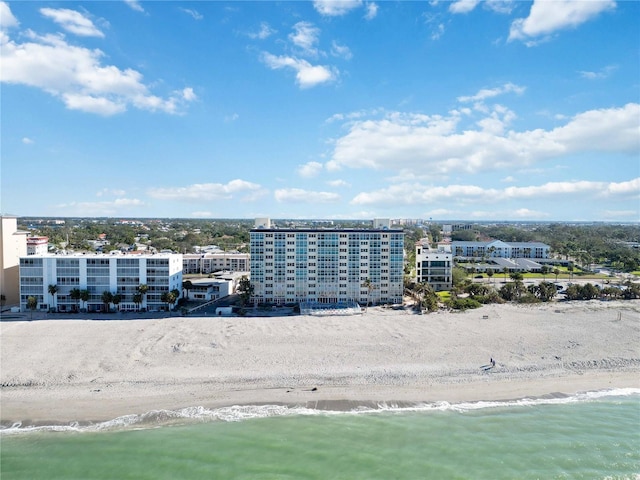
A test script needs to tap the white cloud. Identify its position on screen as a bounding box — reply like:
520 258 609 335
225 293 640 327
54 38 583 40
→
350 178 640 207
124 0 144 13
326 103 639 176
224 113 239 122
56 198 144 216
579 65 617 80
327 179 351 188
449 0 480 14
21 137 34 144
313 0 363 16
485 1 514 15
509 0 615 43
289 21 320 56
331 41 352 60
431 23 445 41
297 161 324 178
40 8 104 37
148 180 264 202
364 3 378 20
191 211 213 218
179 8 203 20
248 22 276 40
457 82 525 103
0 10 196 116
261 52 336 88
96 188 126 197
275 188 341 203
0 1 19 30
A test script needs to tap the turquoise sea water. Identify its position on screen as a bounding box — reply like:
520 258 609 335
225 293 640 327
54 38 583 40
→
2 390 639 480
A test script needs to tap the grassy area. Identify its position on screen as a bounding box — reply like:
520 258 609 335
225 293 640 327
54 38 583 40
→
437 291 451 302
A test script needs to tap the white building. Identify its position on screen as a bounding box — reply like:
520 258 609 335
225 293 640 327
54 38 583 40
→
415 241 453 291
27 236 49 255
186 278 233 302
19 253 182 312
1 215 28 307
452 240 550 259
183 252 249 274
250 218 404 306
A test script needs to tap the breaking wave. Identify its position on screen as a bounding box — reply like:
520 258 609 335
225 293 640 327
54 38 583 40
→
2 387 638 435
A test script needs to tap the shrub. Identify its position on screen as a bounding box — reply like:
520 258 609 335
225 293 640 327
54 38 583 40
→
447 298 482 311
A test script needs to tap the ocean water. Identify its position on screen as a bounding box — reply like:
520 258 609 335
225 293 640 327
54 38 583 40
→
1 390 639 480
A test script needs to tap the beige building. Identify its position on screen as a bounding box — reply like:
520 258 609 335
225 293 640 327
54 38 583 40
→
1 216 29 307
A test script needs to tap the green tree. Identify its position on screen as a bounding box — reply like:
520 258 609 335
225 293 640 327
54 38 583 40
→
362 277 377 310
70 288 81 312
48 284 58 311
27 296 38 319
553 267 560 282
80 289 90 311
101 291 113 313
486 268 494 284
182 280 193 300
137 284 149 309
567 263 574 281
499 282 527 301
540 265 549 281
161 291 177 311
133 293 143 311
237 276 254 307
112 293 122 311
528 281 557 302
509 271 524 283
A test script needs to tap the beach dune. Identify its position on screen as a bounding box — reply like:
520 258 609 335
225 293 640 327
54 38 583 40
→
1 300 639 425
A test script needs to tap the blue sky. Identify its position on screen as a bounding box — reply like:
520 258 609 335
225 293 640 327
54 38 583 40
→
1 0 638 222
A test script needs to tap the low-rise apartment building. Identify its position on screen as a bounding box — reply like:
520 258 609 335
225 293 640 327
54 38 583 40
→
183 252 249 274
452 240 550 259
415 241 452 291
19 252 182 312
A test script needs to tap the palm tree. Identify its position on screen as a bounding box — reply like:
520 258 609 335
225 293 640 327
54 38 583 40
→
510 271 524 283
503 267 509 283
137 284 149 310
70 288 81 312
112 293 122 311
133 293 143 311
553 267 560 282
80 289 90 312
362 278 374 311
161 291 177 311
101 291 113 313
48 284 58 311
486 269 494 284
540 265 549 281
567 263 574 281
182 280 193 300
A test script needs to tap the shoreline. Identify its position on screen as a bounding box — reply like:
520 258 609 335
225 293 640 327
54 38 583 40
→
2 300 639 427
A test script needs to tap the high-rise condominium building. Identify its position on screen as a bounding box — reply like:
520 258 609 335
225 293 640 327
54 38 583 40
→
249 219 404 306
19 253 182 312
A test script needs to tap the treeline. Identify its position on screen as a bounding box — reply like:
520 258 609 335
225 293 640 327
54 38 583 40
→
450 223 640 272
407 278 640 313
20 218 254 254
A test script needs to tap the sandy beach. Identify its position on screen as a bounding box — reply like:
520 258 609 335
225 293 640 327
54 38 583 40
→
1 300 639 426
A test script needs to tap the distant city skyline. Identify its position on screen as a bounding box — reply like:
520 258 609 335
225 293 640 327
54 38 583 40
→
2 1 638 222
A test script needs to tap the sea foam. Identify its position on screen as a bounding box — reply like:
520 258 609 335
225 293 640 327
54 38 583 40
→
2 387 638 435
